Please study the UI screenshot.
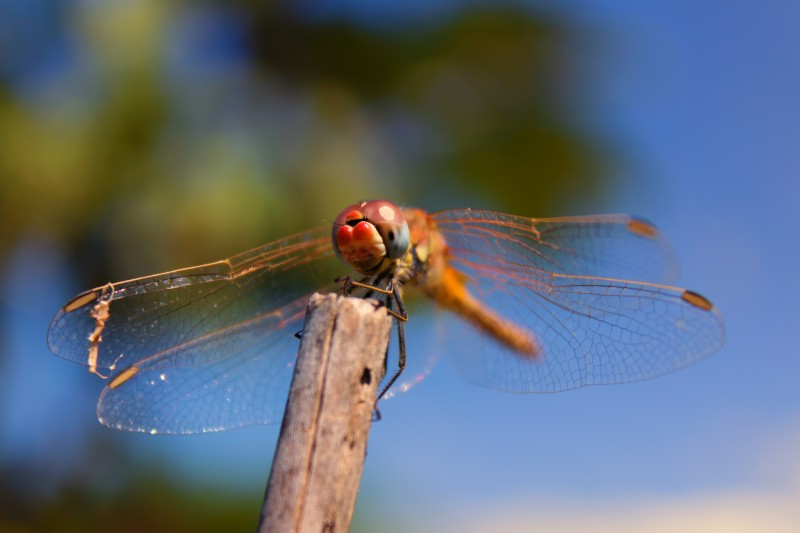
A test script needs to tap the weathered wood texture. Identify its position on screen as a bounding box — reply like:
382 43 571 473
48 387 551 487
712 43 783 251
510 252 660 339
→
259 293 393 533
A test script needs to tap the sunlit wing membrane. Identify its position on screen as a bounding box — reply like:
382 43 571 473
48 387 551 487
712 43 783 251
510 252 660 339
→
431 209 679 284
47 227 341 433
432 210 724 392
48 205 724 431
96 299 310 434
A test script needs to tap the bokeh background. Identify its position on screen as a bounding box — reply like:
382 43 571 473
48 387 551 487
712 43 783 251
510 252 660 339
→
1 1 798 531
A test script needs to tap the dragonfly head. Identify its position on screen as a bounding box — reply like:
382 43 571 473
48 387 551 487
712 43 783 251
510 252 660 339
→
333 200 411 275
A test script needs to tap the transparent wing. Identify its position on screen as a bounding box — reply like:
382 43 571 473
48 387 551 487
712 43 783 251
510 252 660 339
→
431 209 679 284
430 210 724 392
47 226 341 433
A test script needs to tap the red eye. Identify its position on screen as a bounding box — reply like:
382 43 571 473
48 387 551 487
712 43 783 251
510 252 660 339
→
353 221 375 241
345 210 364 223
336 225 353 247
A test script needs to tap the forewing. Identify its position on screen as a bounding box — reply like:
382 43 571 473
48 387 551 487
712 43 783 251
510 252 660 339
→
432 210 724 392
47 226 341 433
431 209 679 284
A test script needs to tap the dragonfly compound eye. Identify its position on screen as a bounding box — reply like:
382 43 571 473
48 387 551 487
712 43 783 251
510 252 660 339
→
332 201 406 273
360 200 410 259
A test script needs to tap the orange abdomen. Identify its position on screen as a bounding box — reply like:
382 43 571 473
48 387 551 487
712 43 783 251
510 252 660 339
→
423 265 540 358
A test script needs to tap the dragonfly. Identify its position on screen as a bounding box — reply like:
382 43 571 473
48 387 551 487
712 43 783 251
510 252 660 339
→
48 200 725 434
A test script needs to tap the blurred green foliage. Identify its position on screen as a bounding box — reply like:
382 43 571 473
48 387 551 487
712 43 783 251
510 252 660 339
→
1 469 260 533
0 0 611 281
0 0 616 530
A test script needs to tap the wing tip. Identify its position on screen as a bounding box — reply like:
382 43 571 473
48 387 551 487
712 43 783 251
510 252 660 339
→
627 217 660 239
681 289 715 311
62 290 99 313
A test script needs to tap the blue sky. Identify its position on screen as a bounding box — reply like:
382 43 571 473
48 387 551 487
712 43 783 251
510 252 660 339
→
376 2 800 528
2 1 799 530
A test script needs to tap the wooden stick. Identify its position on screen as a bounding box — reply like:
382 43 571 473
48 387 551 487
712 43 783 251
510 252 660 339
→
258 293 393 533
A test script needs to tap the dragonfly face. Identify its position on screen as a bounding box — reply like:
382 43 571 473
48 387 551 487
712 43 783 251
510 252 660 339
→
332 200 411 276
47 200 725 434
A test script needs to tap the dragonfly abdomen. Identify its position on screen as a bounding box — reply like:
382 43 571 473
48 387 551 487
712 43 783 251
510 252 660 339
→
423 265 540 358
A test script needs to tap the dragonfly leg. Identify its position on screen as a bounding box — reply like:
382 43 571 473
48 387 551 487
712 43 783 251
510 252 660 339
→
373 278 408 322
337 275 408 322
391 281 408 321
362 277 408 322
372 327 390 422
334 275 356 296
375 283 408 409
336 275 387 299
335 275 380 296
